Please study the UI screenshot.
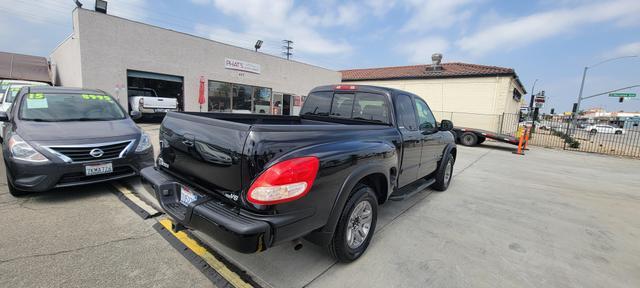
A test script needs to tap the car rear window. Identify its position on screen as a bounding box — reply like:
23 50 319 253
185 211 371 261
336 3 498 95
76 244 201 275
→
301 91 390 124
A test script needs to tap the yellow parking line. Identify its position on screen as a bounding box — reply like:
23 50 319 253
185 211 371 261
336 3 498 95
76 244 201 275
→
112 182 160 216
159 218 254 288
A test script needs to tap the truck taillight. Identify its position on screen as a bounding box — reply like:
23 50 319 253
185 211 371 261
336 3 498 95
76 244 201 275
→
139 98 144 107
335 85 357 90
247 157 319 205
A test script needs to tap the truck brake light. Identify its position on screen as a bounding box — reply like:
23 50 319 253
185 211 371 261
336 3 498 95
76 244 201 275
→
247 157 319 205
335 85 357 90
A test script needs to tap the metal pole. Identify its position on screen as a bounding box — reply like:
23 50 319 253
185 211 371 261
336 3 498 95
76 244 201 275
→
528 79 538 116
571 66 588 135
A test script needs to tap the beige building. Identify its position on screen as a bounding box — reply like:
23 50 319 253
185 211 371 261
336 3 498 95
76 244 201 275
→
342 55 526 133
50 8 340 115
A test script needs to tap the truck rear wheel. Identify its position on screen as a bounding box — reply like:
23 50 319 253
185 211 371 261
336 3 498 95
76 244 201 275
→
460 132 478 146
328 183 378 263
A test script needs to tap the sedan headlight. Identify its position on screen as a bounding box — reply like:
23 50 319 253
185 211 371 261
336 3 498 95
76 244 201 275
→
8 135 49 162
135 132 152 152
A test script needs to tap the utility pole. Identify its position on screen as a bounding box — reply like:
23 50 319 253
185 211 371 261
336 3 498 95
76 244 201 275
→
571 55 638 135
282 40 293 60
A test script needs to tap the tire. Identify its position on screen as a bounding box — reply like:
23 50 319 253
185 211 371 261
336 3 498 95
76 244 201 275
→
328 183 378 263
615 130 622 135
590 129 597 135
460 132 478 146
6 169 28 197
433 152 454 191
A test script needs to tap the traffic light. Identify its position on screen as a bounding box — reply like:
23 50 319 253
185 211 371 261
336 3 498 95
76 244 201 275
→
620 97 624 103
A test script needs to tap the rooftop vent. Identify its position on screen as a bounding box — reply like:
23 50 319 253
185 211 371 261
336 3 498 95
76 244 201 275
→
431 53 443 71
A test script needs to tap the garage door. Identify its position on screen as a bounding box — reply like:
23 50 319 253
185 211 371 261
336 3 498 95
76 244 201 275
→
127 70 184 111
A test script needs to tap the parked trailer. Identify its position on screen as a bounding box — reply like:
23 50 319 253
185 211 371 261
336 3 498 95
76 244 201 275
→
452 127 520 146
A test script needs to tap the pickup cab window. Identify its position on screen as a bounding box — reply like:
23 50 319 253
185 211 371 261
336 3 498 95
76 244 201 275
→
302 91 390 124
414 97 436 131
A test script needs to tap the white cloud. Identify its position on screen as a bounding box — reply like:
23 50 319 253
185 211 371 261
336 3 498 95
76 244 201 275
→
612 42 640 57
397 36 449 63
402 0 476 32
193 0 353 56
457 0 640 56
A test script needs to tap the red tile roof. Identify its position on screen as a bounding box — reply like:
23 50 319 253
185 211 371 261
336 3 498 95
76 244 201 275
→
341 62 525 93
341 62 513 80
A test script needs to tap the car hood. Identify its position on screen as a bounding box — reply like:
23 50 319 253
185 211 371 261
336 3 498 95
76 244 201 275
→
17 119 140 141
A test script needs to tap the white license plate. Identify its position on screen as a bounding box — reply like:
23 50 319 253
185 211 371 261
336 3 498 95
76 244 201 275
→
180 185 201 206
155 109 170 113
85 163 113 176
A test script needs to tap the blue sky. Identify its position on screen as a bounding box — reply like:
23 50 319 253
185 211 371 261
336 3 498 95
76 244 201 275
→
1 0 639 113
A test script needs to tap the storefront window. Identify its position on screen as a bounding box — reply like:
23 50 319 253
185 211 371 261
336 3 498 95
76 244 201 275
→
208 81 231 112
253 87 272 114
233 84 253 112
207 80 272 114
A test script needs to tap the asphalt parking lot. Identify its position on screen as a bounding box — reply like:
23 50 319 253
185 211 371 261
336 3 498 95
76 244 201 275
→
1 123 640 288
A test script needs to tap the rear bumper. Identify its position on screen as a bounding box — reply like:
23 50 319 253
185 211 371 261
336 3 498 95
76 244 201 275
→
141 167 273 253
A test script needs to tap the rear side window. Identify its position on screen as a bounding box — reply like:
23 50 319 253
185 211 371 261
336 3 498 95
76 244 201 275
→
301 91 389 124
395 94 417 130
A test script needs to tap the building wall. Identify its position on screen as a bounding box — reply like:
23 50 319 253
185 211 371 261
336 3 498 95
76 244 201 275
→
49 11 82 88
343 76 523 132
52 8 340 111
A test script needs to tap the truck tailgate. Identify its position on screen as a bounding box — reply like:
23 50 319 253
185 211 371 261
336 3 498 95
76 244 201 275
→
158 112 249 200
143 97 177 109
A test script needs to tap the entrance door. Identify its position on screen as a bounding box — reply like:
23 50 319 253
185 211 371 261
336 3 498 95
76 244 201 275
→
282 94 292 116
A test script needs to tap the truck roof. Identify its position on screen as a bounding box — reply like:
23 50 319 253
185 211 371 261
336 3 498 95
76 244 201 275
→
310 84 418 100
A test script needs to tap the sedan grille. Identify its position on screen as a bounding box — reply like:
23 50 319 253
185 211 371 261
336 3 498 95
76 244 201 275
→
47 140 134 162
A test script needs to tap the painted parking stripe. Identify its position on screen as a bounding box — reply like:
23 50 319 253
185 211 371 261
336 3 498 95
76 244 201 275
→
156 218 257 288
111 182 162 219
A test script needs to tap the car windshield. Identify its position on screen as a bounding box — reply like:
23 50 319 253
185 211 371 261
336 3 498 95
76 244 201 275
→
20 93 126 122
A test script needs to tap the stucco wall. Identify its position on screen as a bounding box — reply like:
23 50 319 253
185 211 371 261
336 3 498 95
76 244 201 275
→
49 12 82 88
54 8 340 111
344 76 522 132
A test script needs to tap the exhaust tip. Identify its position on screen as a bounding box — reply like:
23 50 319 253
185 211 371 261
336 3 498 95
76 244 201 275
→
293 239 303 251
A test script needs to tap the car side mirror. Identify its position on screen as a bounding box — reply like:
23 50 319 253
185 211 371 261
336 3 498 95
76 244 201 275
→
130 110 142 120
0 111 8 122
439 119 453 131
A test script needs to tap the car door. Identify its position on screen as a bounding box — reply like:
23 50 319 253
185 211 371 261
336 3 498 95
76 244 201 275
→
394 94 422 188
414 97 441 178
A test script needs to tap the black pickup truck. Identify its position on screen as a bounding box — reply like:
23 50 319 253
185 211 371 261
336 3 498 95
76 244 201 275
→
142 85 456 262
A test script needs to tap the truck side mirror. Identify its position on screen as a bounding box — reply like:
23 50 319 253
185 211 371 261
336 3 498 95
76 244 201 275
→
439 119 453 131
130 110 142 120
0 111 9 122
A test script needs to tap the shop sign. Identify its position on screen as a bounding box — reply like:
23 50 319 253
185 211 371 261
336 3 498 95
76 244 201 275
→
225 58 261 74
